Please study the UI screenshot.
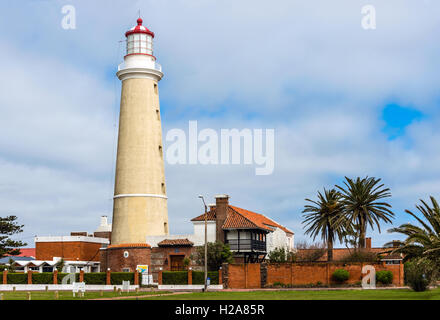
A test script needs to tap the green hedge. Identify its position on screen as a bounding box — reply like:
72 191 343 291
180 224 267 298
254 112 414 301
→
163 271 188 285
332 269 350 283
32 272 53 284
4 272 138 285
7 273 27 284
110 272 134 285
376 270 393 285
57 273 80 284
84 272 106 284
192 271 219 285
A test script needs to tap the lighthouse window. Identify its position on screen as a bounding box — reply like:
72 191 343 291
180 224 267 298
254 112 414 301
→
154 84 158 94
164 222 168 233
126 33 153 55
159 145 163 157
161 183 166 193
156 109 160 120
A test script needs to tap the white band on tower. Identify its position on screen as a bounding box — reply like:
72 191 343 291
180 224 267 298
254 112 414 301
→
113 194 168 199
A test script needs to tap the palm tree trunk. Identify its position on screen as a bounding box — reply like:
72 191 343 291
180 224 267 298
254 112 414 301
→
327 235 334 261
359 216 366 249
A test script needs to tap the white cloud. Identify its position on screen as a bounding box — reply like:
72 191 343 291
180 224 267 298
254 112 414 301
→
0 0 439 247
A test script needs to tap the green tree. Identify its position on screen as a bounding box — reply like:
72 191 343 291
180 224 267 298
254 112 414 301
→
195 242 233 271
387 196 440 263
302 189 346 261
267 247 296 263
0 216 27 259
336 177 394 248
55 258 65 272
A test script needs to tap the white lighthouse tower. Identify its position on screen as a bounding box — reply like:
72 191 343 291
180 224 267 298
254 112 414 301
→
103 18 169 272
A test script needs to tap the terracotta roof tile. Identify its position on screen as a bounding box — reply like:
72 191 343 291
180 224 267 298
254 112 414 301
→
191 205 294 234
191 209 216 221
230 206 294 234
7 248 36 258
157 239 194 246
222 207 263 230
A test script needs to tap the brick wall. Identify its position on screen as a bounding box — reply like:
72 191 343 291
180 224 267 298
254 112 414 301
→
226 262 404 288
150 246 196 281
227 264 261 289
102 246 151 272
36 241 102 261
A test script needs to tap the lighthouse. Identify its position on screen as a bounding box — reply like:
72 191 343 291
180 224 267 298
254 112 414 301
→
102 18 169 272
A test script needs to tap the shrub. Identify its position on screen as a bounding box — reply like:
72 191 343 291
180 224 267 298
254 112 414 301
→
405 261 431 292
376 270 393 285
32 272 53 284
84 272 106 284
57 273 79 284
339 249 379 263
194 242 233 271
192 271 219 285
162 271 188 285
332 269 349 283
268 247 296 263
272 281 285 288
7 273 27 284
110 272 134 285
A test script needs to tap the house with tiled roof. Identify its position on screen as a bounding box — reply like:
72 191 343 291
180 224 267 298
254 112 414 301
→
146 195 294 263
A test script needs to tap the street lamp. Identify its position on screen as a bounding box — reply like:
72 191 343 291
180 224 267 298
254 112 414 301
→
198 195 208 292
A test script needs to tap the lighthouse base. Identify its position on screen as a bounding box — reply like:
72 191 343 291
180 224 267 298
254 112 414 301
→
100 244 151 273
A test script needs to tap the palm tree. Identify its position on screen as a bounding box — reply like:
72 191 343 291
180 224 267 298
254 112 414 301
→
387 196 440 262
302 188 346 261
336 176 394 248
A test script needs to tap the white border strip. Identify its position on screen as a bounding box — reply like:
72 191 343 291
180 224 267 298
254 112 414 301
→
114 193 168 199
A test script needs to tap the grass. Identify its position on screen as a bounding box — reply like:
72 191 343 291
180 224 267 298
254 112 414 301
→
137 288 440 300
0 290 169 300
2 288 440 300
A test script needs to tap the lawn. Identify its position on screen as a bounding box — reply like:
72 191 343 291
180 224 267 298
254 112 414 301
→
137 288 440 300
0 290 169 300
2 288 440 300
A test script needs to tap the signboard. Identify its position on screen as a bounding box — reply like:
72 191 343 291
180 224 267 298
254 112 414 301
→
136 265 149 273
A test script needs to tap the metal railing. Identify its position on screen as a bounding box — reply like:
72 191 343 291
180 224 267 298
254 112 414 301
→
226 239 266 252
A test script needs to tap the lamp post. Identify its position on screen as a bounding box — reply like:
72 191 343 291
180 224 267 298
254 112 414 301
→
198 195 208 292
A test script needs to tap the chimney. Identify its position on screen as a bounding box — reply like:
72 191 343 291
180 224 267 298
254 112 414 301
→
215 195 229 243
366 237 372 249
100 216 108 227
208 203 216 210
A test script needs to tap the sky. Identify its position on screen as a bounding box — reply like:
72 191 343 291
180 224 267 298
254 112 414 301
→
0 0 439 249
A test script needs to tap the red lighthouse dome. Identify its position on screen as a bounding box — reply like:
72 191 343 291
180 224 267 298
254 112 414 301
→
125 18 155 56
125 18 155 38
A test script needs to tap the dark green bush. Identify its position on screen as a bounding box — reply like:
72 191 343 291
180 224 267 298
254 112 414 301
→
332 269 350 283
405 261 431 292
376 270 393 285
162 271 188 285
57 273 79 284
7 273 27 284
110 272 134 285
192 271 219 285
84 272 106 284
32 272 53 284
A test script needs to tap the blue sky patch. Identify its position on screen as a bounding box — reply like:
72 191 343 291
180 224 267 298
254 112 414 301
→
382 104 425 140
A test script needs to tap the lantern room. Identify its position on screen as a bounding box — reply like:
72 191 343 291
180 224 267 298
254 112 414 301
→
125 18 155 57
